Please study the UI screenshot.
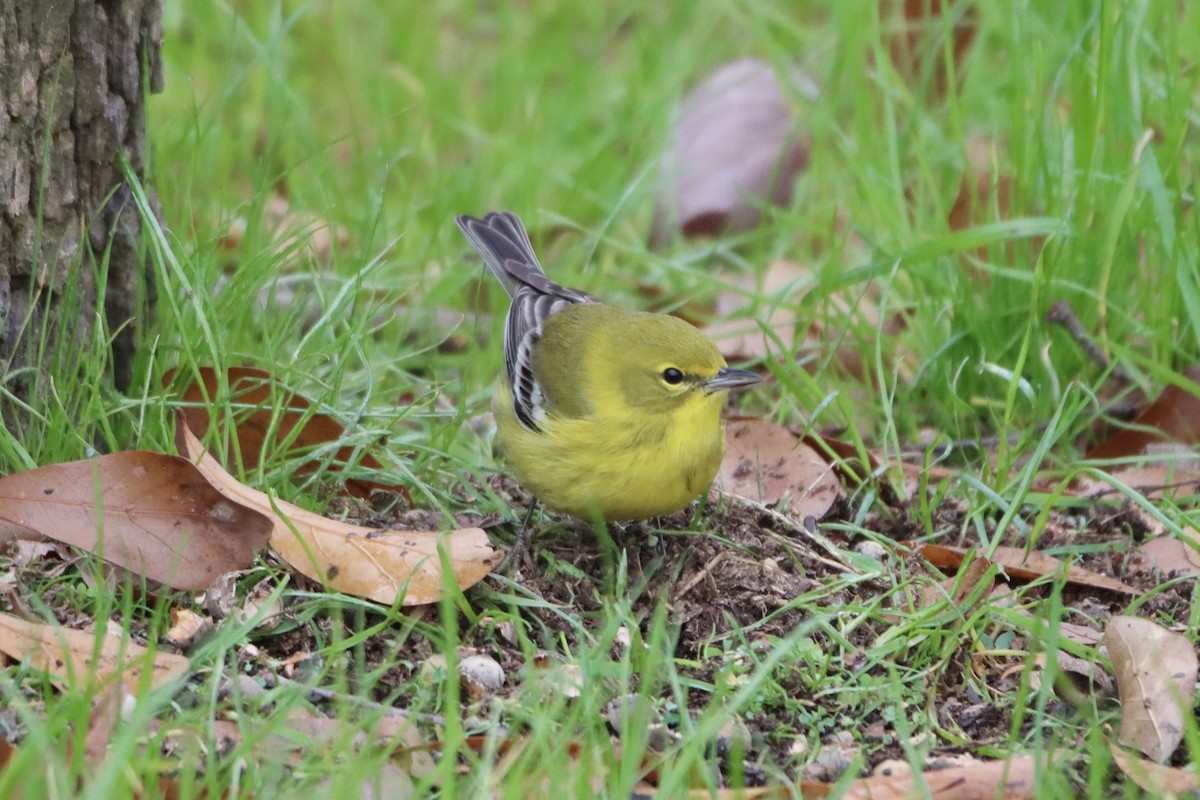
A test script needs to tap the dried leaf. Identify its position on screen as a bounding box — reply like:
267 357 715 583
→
0 452 272 590
1027 651 1115 696
1007 607 1104 647
897 459 959 503
1106 615 1198 762
1110 742 1200 795
274 712 424 755
651 59 813 244
688 788 788 799
0 612 188 691
1087 366 1200 461
179 417 498 606
1180 526 1200 570
889 0 979 97
83 681 133 763
163 608 213 649
917 549 993 610
838 753 1035 800
4 539 72 569
1138 536 1200 576
1067 464 1200 500
715 418 844 521
706 260 813 363
222 192 350 264
169 365 407 501
704 754 1037 799
705 259 910 384
911 543 1143 596
947 134 1014 237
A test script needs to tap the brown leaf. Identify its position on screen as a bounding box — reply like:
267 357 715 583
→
1110 742 1200 795
0 452 273 590
0 612 189 691
1007 605 1104 647
3 539 72 570
1086 366 1200 460
83 681 133 764
917 548 993 610
222 192 350 265
947 134 1015 238
1179 526 1200 570
748 754 1036 799
687 788 788 799
1026 650 1115 696
1065 464 1200 500
650 59 813 245
1138 535 1200 576
163 608 213 649
888 0 979 97
897 459 959 502
1105 615 1198 762
0 740 22 800
706 260 813 363
715 418 844 521
847 753 1035 799
168 365 409 501
179 416 498 606
910 543 1142 595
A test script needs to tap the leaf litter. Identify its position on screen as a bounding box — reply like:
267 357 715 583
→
0 612 188 692
6 359 1199 796
178 415 499 606
1105 615 1198 763
168 365 410 501
650 58 816 245
0 450 272 590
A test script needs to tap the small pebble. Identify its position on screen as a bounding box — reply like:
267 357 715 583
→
787 734 809 758
163 608 212 649
418 654 449 681
605 694 661 732
873 758 911 778
715 716 752 758
854 540 888 561
801 734 858 782
458 654 505 700
646 723 677 752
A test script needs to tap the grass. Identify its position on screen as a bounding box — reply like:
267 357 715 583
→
2 0 1199 797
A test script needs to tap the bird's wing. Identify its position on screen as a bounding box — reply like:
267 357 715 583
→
503 261 594 431
455 211 597 432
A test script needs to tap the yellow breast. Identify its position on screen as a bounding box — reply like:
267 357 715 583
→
493 380 726 521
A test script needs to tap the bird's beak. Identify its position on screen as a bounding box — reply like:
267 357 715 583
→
704 367 763 392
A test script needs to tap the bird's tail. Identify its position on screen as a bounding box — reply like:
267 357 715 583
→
455 211 544 298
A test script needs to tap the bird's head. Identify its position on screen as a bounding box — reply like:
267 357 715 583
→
594 312 761 417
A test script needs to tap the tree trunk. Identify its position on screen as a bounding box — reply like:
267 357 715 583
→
0 0 162 423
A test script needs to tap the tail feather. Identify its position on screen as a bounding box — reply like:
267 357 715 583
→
454 210 598 433
455 212 543 297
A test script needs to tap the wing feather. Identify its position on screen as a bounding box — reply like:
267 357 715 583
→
455 212 596 431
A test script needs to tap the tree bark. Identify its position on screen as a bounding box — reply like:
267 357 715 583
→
0 0 162 422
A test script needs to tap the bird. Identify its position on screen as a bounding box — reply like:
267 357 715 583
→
455 211 762 530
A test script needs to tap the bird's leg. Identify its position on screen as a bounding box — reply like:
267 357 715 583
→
496 498 539 575
592 518 624 593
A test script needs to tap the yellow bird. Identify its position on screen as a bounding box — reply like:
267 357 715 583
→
456 211 762 523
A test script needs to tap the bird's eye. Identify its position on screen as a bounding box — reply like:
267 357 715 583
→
662 367 684 385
